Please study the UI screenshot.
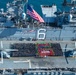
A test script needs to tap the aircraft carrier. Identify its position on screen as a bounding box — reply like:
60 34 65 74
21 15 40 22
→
0 0 76 75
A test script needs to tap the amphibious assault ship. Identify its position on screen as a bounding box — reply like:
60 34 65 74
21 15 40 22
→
0 0 76 41
0 0 76 75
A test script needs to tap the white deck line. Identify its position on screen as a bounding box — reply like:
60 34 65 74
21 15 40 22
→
13 60 31 68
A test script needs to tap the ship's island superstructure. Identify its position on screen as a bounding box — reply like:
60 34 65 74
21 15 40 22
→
0 0 76 75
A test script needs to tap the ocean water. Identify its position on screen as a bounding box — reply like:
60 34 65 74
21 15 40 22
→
0 0 71 15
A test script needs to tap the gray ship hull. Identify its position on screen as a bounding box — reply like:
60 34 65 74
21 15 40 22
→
0 26 76 41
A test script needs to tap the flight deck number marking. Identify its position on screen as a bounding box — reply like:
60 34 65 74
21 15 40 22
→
37 29 46 40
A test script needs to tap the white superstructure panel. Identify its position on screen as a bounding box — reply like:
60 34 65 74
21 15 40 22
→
41 5 57 17
41 5 57 23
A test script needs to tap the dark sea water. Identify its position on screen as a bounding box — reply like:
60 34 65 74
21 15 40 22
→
0 0 71 15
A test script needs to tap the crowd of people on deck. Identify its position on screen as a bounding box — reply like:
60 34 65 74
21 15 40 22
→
10 43 63 57
10 43 36 57
51 43 63 56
